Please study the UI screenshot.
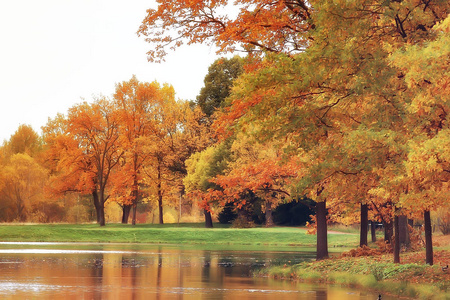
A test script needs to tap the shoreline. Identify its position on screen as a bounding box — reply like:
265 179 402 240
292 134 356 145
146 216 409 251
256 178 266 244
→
262 247 450 300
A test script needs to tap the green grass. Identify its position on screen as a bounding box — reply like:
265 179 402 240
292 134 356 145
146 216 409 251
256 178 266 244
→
0 223 358 249
265 255 450 299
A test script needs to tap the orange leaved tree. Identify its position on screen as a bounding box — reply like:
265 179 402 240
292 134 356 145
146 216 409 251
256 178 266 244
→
212 132 297 227
111 76 172 225
43 99 123 226
139 85 196 224
138 0 312 62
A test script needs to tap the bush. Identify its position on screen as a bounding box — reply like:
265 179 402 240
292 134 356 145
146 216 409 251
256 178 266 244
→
231 214 255 228
66 204 91 223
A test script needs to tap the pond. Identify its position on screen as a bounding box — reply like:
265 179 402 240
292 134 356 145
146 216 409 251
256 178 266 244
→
0 243 394 299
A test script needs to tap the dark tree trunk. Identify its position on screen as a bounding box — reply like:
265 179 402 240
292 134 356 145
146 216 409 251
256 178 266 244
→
131 154 139 226
398 214 410 248
98 204 105 226
394 214 400 263
93 190 100 222
384 219 393 244
158 193 163 225
424 210 433 265
371 221 377 243
204 209 213 228
92 190 105 226
131 181 139 225
157 163 164 225
132 202 138 225
360 203 368 247
265 200 274 227
122 204 132 224
316 200 328 260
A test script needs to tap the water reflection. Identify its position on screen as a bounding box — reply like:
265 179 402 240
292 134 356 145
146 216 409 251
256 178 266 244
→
0 243 394 299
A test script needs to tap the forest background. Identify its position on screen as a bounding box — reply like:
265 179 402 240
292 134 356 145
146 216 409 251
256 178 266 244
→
1 0 450 265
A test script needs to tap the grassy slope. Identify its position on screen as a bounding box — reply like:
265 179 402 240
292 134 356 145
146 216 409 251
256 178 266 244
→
0 223 358 249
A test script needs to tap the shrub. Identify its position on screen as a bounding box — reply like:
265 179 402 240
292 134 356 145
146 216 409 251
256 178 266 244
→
231 214 255 228
66 204 91 223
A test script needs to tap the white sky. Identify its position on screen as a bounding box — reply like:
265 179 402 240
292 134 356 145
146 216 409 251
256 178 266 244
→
0 0 224 142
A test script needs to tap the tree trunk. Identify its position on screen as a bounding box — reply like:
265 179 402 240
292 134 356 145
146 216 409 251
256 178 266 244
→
131 181 139 225
394 214 400 263
316 200 328 260
98 202 105 226
204 209 213 228
265 200 274 227
360 203 368 247
370 221 377 243
122 204 132 224
158 191 164 225
97 203 105 226
132 202 137 225
424 210 433 265
157 163 164 225
398 214 410 248
92 190 105 226
384 219 393 244
131 154 139 226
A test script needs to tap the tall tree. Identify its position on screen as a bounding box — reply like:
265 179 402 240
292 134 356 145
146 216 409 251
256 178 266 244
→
43 99 123 226
111 76 168 225
392 15 450 265
139 83 187 225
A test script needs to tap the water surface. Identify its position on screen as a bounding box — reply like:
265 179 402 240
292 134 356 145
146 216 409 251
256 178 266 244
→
0 243 393 299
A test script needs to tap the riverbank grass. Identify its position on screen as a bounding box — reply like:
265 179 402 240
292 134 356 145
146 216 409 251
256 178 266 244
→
264 249 450 299
0 223 358 249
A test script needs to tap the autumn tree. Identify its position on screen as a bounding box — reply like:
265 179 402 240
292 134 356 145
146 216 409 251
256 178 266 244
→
139 0 450 261
137 83 199 225
217 0 448 262
0 153 48 222
391 16 450 265
111 76 171 225
212 131 297 227
0 125 49 222
2 124 42 157
43 99 123 226
184 140 233 228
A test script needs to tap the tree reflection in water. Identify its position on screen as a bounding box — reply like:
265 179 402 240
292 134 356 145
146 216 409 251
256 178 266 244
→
0 244 395 299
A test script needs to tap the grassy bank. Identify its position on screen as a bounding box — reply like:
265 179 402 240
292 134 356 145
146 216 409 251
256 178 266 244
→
0 223 358 249
263 240 450 300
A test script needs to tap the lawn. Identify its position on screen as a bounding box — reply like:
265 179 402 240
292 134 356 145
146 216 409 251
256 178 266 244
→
0 223 358 250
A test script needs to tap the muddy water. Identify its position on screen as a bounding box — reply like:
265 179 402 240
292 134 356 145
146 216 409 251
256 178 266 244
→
0 243 393 299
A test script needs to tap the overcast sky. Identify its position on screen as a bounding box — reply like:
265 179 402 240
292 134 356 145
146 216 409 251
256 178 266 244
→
0 0 223 142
